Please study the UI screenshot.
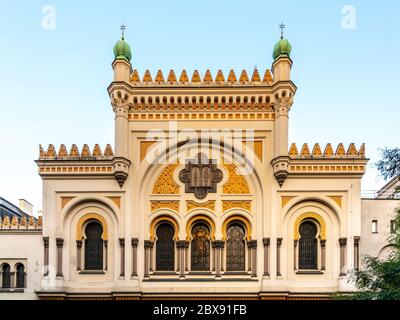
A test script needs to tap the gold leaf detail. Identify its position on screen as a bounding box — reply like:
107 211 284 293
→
150 201 179 212
152 163 180 194
222 162 250 194
222 201 251 212
186 200 215 212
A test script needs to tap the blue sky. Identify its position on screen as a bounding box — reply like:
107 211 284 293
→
0 1 399 214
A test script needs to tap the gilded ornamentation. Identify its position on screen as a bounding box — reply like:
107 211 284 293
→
251 69 261 82
142 70 153 83
347 143 358 156
289 143 299 156
186 200 216 212
222 162 250 194
227 70 237 83
47 144 56 157
215 70 225 84
191 70 201 83
81 144 91 157
150 201 179 212
336 143 346 156
323 143 334 156
263 69 273 83
167 70 177 83
300 143 310 157
155 70 165 84
130 70 140 83
76 213 108 240
104 144 114 156
58 144 68 157
203 70 213 83
239 70 249 83
222 200 252 212
152 163 180 194
92 144 102 157
281 196 296 208
70 144 80 157
294 212 326 240
179 70 189 83
359 143 365 157
312 143 322 157
328 195 342 207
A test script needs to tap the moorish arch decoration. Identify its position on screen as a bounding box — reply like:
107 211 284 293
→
76 213 108 241
179 153 223 200
222 162 250 194
150 215 179 241
293 212 326 241
186 215 216 241
222 215 252 241
152 163 180 195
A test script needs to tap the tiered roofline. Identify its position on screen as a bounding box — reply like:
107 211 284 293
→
0 215 42 230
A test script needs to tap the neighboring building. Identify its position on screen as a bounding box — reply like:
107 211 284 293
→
361 176 400 262
30 30 369 300
0 198 43 300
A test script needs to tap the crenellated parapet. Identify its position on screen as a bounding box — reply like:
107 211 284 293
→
38 144 114 160
288 143 366 159
0 215 42 231
128 69 273 86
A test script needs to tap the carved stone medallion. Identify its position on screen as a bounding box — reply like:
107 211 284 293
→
179 153 223 199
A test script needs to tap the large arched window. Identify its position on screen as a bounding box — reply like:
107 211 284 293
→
84 221 104 270
226 223 246 271
1 264 11 288
15 263 25 288
191 222 211 271
156 223 175 271
298 221 318 270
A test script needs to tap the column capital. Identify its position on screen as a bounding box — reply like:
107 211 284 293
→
277 238 283 246
250 240 257 248
76 240 83 248
320 239 326 247
144 240 154 248
212 240 225 248
263 237 270 246
119 238 125 246
354 236 360 244
43 236 49 248
339 237 347 246
56 238 64 248
131 238 139 247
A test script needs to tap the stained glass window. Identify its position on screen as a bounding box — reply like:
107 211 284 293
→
84 221 104 270
16 264 25 288
191 223 211 271
1 264 11 288
226 223 246 271
298 221 318 270
156 223 175 271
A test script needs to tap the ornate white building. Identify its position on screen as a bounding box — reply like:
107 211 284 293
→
1 31 376 300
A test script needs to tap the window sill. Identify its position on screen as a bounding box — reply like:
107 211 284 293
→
151 271 179 276
295 270 324 275
0 288 25 293
223 271 250 276
79 270 106 274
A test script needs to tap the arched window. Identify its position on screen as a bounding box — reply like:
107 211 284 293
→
191 222 211 271
1 264 11 288
226 223 246 271
15 264 25 288
156 223 175 271
298 221 318 270
84 221 104 270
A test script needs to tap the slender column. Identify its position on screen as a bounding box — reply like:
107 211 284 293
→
214 240 223 278
221 241 225 272
320 240 326 271
211 241 216 272
144 240 152 278
10 272 15 288
354 237 360 271
176 241 186 278
247 241 252 272
149 242 154 272
339 238 347 276
183 241 189 275
251 240 257 278
76 240 82 271
263 238 270 276
131 238 138 277
119 238 125 277
185 242 189 272
56 238 64 277
43 237 49 276
104 240 108 270
293 240 298 271
276 238 282 276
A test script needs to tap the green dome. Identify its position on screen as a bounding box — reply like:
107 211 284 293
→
273 38 292 60
113 37 132 62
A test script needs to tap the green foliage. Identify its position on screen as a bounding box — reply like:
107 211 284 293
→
375 148 400 180
351 207 400 300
